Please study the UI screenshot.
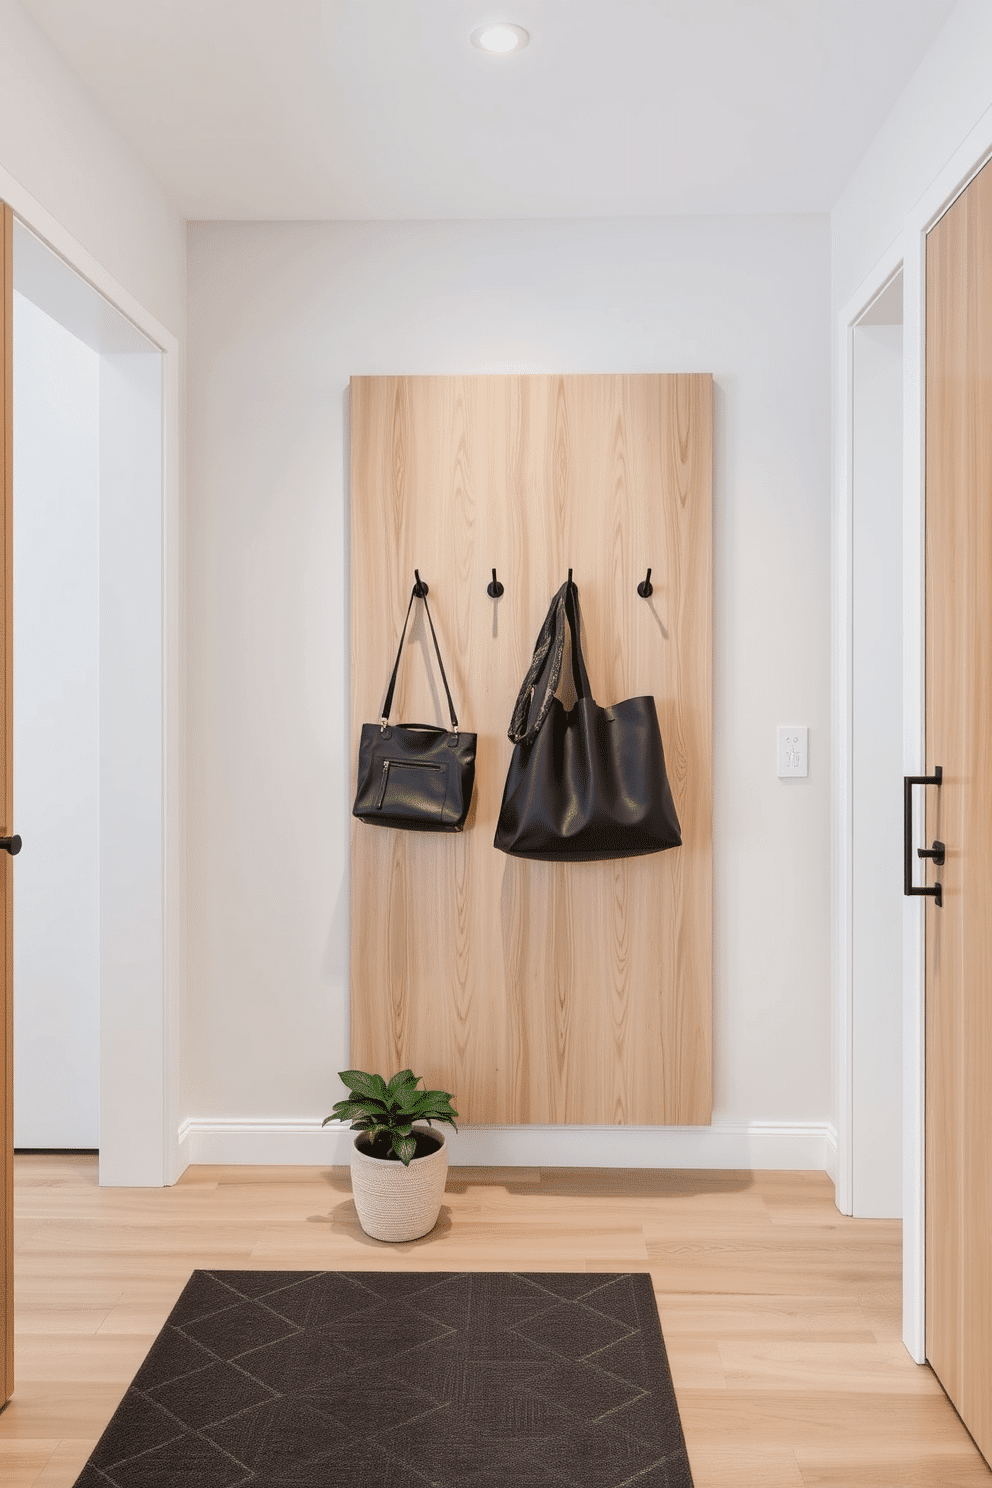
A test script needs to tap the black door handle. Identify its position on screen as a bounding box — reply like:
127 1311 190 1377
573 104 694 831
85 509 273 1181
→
904 768 942 906
0 835 21 856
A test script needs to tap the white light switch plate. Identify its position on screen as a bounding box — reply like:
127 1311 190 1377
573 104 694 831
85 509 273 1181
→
778 725 808 778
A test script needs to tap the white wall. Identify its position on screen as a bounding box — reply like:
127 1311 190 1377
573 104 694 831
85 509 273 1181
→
184 215 833 1166
851 320 903 1218
0 0 185 335
12 292 100 1149
832 0 992 313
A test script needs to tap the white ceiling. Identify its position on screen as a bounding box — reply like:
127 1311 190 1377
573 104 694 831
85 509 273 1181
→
21 0 957 221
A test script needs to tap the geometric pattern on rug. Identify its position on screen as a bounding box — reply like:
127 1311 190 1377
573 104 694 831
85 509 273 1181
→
73 1271 694 1487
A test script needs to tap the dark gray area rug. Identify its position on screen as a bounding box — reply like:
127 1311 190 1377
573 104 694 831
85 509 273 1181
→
74 1270 694 1487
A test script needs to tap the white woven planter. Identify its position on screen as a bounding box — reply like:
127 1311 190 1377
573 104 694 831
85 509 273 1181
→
350 1124 449 1242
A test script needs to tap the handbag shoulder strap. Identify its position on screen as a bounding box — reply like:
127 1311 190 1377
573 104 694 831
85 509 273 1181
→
507 577 592 744
507 583 566 744
563 577 592 700
381 580 459 732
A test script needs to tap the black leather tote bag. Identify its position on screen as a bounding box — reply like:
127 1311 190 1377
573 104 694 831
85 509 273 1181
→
354 581 476 832
494 578 681 861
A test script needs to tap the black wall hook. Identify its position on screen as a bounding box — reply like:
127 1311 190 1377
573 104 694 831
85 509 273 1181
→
637 567 653 598
487 568 504 599
567 568 573 587
413 569 429 598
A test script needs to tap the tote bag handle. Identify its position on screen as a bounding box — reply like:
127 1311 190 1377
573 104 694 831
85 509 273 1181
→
381 578 459 734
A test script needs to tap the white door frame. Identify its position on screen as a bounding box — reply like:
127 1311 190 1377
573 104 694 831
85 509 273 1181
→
833 236 905 1223
0 165 183 1186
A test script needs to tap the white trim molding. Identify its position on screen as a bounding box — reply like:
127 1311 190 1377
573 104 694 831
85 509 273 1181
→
178 1117 839 1174
0 166 175 353
833 235 905 1222
823 1122 839 1188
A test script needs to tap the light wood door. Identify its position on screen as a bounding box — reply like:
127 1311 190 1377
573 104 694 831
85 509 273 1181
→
1 200 13 1409
924 159 992 1466
350 374 712 1126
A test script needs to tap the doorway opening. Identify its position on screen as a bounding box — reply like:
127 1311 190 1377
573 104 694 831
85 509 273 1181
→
12 221 167 1183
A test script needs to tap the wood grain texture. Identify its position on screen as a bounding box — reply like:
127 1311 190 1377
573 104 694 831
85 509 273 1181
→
1 200 12 1410
925 157 992 1467
3 1156 991 1486
350 375 712 1125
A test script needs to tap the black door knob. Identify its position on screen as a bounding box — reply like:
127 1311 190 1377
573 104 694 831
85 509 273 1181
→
0 835 21 855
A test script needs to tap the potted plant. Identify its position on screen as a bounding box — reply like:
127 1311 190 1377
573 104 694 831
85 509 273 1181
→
324 1068 458 1242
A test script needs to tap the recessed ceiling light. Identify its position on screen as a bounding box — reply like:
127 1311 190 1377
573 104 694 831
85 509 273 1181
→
471 23 529 55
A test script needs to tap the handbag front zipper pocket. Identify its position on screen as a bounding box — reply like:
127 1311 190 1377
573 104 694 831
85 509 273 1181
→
376 758 445 812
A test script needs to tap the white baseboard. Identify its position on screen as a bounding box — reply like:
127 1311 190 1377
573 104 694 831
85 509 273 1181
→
177 1117 837 1175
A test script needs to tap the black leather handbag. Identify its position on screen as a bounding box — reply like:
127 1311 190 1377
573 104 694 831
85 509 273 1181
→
353 581 476 832
494 578 681 861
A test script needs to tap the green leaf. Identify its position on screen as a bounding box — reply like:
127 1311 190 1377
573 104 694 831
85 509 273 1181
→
415 1113 458 1131
408 1096 458 1120
330 1100 377 1122
336 1096 390 1122
387 1069 418 1095
408 1090 455 1109
392 1133 416 1165
323 1102 381 1128
338 1069 390 1103
388 1080 422 1113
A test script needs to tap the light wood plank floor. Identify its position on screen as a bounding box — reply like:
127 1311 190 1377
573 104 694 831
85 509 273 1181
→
1 1156 990 1487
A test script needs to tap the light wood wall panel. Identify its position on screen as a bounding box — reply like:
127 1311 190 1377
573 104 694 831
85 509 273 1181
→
350 375 712 1126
